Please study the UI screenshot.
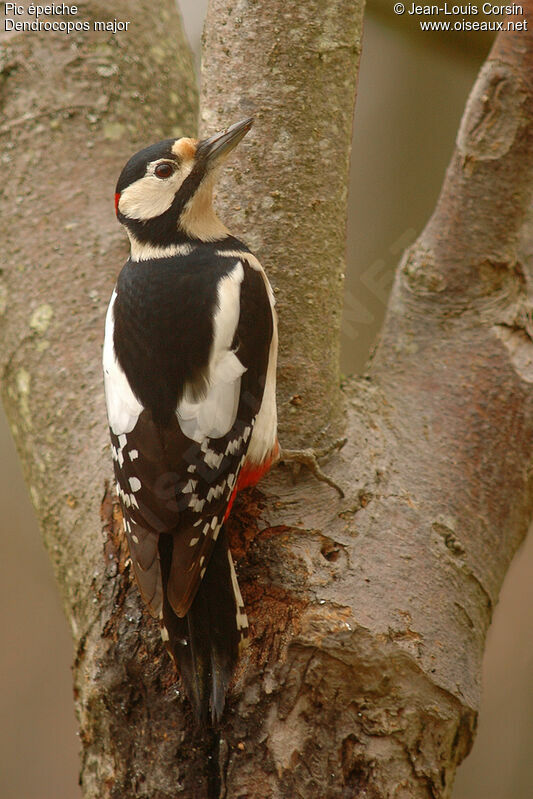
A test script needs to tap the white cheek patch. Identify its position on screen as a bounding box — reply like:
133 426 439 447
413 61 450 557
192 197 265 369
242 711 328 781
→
118 161 193 221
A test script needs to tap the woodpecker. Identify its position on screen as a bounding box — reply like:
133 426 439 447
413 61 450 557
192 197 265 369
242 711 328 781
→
103 118 278 725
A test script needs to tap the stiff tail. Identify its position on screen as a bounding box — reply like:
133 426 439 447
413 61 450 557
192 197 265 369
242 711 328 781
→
158 527 248 726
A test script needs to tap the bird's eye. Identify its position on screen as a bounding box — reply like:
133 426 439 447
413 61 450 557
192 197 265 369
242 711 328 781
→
154 162 174 179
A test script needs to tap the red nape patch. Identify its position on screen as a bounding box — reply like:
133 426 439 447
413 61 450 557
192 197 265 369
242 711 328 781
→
114 193 120 215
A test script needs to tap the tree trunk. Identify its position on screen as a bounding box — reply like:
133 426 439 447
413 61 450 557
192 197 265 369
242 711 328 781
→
1 2 532 798
201 0 364 448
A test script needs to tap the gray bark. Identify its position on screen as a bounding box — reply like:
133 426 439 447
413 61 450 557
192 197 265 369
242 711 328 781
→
0 1 532 797
201 0 364 447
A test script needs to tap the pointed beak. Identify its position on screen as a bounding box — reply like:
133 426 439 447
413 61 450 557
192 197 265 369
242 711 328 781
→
196 117 254 166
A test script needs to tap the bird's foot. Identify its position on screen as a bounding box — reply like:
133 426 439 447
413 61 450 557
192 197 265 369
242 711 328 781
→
278 437 347 498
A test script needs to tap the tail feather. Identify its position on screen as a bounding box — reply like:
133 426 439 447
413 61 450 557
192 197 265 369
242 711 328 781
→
158 527 247 726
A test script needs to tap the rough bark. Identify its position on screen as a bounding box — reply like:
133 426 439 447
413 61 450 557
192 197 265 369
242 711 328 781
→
0 3 532 799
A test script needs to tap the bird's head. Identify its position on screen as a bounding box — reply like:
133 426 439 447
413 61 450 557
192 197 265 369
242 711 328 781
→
115 117 253 257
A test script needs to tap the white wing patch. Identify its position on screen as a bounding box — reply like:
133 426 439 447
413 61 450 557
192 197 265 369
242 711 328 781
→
103 290 143 435
209 252 278 465
177 261 246 442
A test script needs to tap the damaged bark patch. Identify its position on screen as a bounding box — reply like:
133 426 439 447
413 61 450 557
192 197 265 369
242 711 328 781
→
457 63 528 161
341 735 379 797
494 323 533 383
320 535 342 562
244 582 308 669
225 485 268 561
226 487 310 667
100 479 130 578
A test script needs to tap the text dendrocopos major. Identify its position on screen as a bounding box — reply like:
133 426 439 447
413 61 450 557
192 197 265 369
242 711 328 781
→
103 118 278 725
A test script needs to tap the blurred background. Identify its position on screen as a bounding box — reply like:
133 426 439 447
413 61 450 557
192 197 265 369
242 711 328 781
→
1 2 532 797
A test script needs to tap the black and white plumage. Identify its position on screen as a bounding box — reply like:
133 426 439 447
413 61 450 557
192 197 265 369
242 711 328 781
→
103 119 278 724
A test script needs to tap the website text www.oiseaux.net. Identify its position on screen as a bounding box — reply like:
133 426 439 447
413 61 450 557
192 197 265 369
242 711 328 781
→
393 3 528 31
